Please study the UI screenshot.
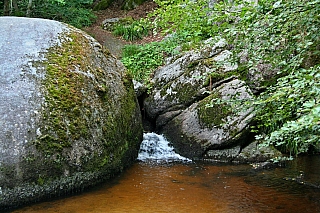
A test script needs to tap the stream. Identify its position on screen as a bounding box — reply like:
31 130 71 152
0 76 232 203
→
11 133 320 212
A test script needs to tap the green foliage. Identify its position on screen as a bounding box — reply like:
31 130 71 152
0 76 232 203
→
31 0 96 28
254 66 320 156
231 0 319 72
137 0 320 156
1 0 96 28
121 36 180 82
226 0 320 156
150 0 211 42
113 19 150 41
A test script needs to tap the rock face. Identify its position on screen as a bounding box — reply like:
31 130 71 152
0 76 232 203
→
161 79 254 159
0 17 143 209
144 38 232 120
142 38 279 161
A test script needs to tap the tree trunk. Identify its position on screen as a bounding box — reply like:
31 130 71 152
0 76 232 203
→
26 0 33 17
3 0 10 15
13 0 19 13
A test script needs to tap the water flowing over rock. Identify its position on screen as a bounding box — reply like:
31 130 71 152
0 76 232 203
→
137 133 191 163
142 38 280 162
0 17 143 209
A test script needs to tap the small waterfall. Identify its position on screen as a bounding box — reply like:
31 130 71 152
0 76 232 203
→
137 133 191 163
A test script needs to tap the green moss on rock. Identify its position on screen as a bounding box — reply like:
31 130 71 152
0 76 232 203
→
197 94 233 128
38 32 90 154
0 19 143 210
24 30 142 184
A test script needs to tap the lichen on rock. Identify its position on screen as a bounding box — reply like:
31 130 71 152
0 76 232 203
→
0 17 142 210
143 38 232 120
161 79 254 159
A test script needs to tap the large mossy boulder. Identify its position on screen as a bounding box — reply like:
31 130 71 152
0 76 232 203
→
0 17 143 209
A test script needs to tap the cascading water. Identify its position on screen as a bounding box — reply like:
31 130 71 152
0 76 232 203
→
137 132 191 163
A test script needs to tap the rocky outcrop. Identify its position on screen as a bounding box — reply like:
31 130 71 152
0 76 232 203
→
144 38 232 120
142 37 280 162
0 17 143 209
161 79 254 159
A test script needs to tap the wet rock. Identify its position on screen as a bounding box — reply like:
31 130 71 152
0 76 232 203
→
204 146 241 162
234 141 282 163
133 79 147 97
251 161 280 170
239 50 279 94
0 17 142 209
156 110 183 129
247 63 279 94
142 37 281 162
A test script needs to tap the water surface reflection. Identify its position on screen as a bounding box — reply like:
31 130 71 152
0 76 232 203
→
13 157 320 213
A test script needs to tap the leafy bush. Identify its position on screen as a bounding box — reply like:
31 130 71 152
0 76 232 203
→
31 0 96 28
112 19 150 41
1 0 96 28
149 0 211 42
121 36 180 82
229 0 320 156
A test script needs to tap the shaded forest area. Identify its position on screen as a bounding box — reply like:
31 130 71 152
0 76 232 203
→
1 0 107 28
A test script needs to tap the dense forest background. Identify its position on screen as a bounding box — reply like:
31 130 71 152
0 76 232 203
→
1 0 320 158
1 0 97 27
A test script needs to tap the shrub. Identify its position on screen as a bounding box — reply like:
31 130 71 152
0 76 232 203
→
121 36 180 82
112 19 150 41
1 0 96 28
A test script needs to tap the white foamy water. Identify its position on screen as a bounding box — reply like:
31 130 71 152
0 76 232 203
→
137 132 191 163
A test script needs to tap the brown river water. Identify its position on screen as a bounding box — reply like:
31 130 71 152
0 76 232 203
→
10 133 320 213
11 157 320 213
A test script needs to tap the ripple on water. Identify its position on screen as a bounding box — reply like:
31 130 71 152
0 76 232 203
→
11 134 320 213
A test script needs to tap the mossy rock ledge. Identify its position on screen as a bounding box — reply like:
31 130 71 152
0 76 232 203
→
0 17 143 209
